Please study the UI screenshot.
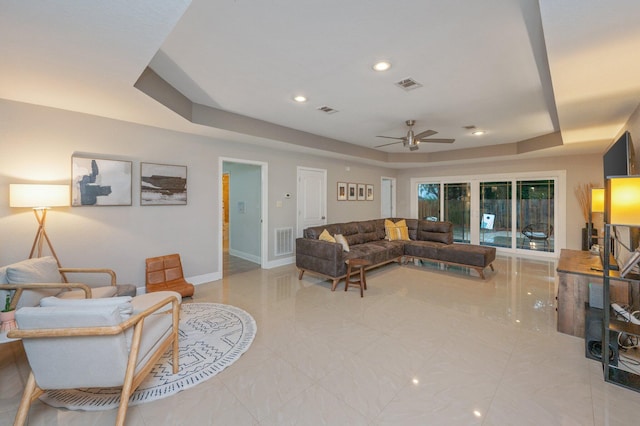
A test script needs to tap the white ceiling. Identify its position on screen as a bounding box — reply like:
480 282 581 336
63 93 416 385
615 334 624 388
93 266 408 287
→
2 0 640 167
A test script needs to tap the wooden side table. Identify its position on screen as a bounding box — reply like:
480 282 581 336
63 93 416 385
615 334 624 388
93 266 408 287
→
345 258 371 297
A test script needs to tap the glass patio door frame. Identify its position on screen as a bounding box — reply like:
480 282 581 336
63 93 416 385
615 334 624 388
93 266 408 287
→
410 170 566 257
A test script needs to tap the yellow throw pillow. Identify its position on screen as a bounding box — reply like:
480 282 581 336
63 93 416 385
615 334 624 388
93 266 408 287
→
334 234 350 252
395 219 410 240
385 219 410 241
319 229 336 243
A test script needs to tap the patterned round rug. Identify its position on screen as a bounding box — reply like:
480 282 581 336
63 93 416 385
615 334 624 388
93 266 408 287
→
40 303 257 410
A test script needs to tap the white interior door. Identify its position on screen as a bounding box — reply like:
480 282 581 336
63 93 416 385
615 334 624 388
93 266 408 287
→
297 167 327 237
381 177 396 218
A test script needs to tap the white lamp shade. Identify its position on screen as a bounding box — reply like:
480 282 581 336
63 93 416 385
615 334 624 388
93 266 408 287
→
9 184 70 208
608 177 640 226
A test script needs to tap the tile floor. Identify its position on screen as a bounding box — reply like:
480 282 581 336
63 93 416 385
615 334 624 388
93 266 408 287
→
2 254 640 425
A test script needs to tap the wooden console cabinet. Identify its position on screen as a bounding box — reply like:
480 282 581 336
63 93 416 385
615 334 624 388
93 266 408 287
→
556 249 627 337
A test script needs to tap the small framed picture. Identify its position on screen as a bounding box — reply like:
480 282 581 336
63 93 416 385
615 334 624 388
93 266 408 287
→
71 156 132 206
348 183 357 201
141 163 187 205
357 184 365 201
366 184 374 201
337 182 347 201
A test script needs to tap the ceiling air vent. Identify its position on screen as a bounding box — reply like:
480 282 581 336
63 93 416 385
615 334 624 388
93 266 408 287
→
317 106 338 114
395 78 423 91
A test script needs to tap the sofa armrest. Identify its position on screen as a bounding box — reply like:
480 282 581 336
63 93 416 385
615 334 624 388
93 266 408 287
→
296 238 342 260
296 238 346 278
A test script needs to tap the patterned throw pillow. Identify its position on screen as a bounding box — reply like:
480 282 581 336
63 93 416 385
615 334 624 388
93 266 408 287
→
384 219 410 241
334 234 350 252
319 229 336 243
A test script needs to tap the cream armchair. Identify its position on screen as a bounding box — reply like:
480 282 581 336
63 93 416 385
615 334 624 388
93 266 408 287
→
0 256 136 309
8 291 181 426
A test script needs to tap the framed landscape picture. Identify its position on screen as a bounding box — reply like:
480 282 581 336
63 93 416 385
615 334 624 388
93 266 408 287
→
141 163 187 205
348 183 357 201
366 184 374 201
357 184 365 200
337 182 347 201
71 156 132 206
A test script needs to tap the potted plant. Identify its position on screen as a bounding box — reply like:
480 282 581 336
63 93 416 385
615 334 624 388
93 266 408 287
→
0 293 16 332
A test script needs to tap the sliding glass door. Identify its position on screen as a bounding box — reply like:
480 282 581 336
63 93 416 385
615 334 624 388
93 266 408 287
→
517 179 555 252
480 181 512 248
413 173 560 255
444 182 470 243
417 183 440 221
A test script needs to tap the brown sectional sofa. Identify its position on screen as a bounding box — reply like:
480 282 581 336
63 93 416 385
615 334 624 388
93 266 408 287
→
296 218 496 290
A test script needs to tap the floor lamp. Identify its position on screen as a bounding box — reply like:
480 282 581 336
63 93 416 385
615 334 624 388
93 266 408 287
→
9 184 70 270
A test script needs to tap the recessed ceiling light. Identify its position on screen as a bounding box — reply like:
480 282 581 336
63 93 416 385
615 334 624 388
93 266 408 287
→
472 130 485 136
372 61 391 72
293 95 307 103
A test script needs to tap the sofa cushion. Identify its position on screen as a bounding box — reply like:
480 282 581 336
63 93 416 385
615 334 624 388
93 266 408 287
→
346 243 396 266
404 240 446 259
40 295 134 319
357 220 380 243
6 257 62 308
368 240 405 259
319 229 336 243
375 219 387 240
406 219 419 240
417 221 453 244
305 224 341 239
438 244 496 267
341 222 364 246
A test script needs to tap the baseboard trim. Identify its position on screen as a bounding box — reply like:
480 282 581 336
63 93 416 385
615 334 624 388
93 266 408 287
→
228 248 261 264
188 272 222 285
264 256 295 269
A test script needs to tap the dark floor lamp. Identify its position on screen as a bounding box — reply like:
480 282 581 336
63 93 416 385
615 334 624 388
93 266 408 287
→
9 184 70 269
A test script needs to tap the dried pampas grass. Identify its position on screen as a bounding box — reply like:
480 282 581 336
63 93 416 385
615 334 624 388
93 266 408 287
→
574 183 596 223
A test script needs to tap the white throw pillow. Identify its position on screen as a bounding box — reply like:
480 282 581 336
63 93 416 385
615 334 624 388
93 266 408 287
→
334 234 350 252
6 257 62 308
40 296 134 320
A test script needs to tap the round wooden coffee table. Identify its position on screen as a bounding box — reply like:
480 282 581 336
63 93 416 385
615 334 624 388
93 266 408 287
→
344 258 371 297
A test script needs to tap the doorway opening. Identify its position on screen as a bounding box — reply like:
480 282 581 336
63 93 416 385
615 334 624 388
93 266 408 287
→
220 158 268 277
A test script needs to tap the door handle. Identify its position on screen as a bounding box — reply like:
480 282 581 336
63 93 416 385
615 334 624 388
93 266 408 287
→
322 216 326 220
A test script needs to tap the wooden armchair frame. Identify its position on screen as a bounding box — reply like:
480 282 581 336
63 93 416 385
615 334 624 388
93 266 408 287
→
0 267 117 310
8 294 180 426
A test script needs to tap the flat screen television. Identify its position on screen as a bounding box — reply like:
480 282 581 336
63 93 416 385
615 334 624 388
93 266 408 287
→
603 131 636 181
603 130 640 270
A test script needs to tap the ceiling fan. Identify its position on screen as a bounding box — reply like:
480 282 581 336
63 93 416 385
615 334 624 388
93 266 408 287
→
375 120 455 151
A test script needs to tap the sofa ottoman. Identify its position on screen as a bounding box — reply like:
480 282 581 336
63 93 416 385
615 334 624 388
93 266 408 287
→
437 244 496 279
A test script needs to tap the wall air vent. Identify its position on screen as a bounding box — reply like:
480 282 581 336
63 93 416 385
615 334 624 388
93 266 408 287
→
317 106 338 114
275 227 294 256
395 78 423 91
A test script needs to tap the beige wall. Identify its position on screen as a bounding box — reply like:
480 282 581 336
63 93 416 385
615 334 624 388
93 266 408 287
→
0 99 395 285
395 154 604 251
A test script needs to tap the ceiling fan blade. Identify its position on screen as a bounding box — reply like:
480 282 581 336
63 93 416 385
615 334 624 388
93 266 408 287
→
417 138 455 144
375 141 403 148
414 129 438 139
376 135 405 140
